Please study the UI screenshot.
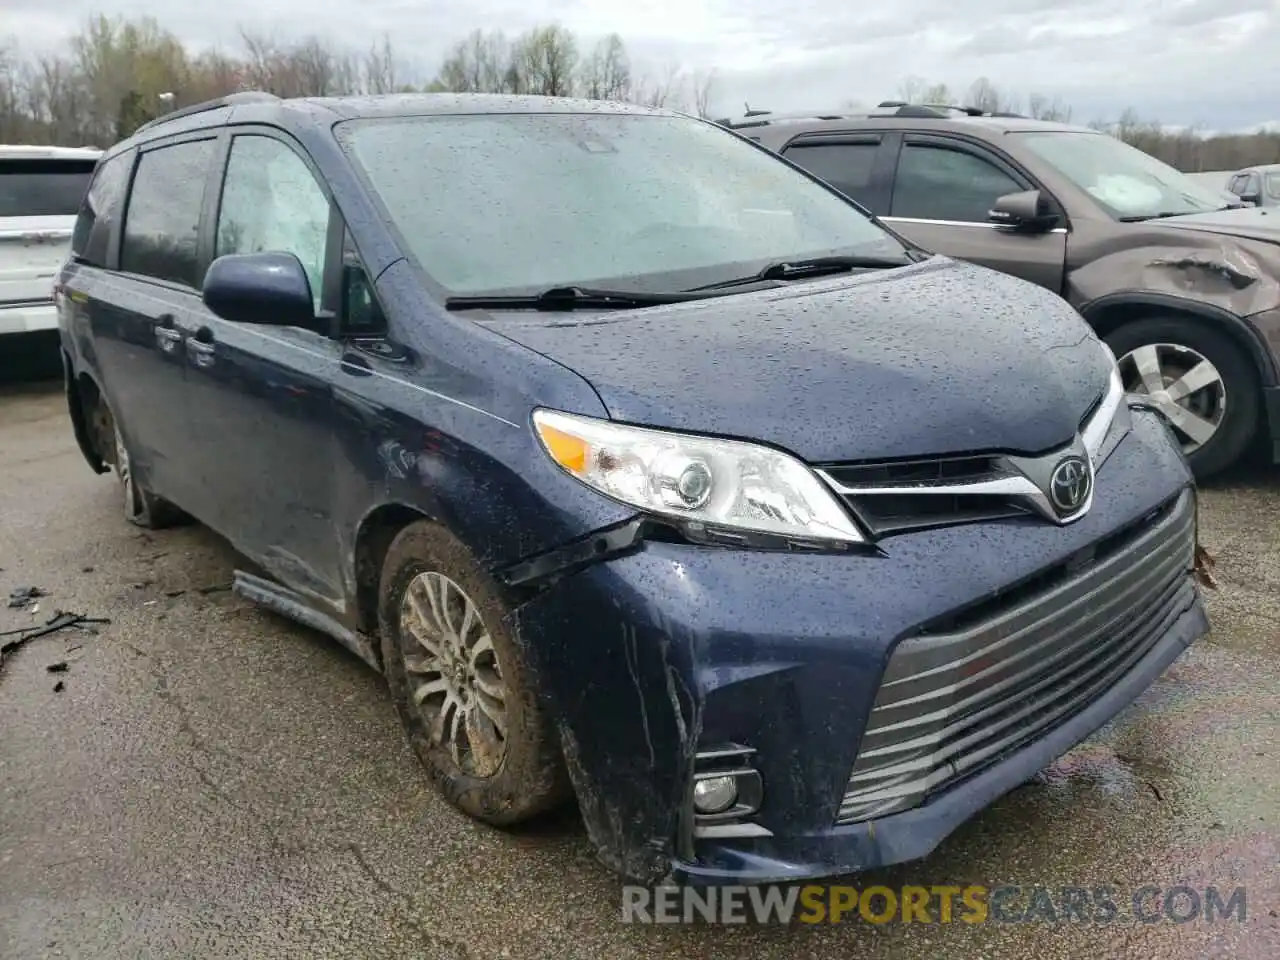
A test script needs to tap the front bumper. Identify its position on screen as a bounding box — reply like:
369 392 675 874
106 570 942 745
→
0 302 57 335
511 408 1207 884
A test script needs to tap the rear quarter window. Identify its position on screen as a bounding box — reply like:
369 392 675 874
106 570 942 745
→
0 158 96 217
71 151 134 267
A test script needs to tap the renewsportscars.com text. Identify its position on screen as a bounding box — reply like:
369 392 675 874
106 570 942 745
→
621 884 1248 925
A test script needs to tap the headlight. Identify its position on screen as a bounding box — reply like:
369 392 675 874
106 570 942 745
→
1082 339 1131 468
532 409 865 545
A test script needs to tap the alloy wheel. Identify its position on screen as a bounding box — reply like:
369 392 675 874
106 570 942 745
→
1117 342 1226 456
399 571 509 778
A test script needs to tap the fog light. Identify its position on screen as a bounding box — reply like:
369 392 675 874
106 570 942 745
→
692 775 738 814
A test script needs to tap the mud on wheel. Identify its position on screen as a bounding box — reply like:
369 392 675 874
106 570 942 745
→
377 520 571 825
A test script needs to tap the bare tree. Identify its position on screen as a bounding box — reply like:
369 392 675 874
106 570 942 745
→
512 25 578 97
1026 92 1072 122
437 28 511 93
690 68 717 118
967 77 1017 114
579 33 631 101
632 61 684 109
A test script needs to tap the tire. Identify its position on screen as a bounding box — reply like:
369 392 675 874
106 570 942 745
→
1105 316 1260 480
103 403 187 529
377 520 571 826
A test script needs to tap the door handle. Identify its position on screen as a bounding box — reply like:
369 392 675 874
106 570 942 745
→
187 327 216 369
154 314 181 354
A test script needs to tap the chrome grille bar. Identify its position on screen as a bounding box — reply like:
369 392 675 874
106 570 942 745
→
837 488 1196 824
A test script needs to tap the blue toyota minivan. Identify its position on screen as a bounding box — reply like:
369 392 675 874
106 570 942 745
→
57 92 1208 884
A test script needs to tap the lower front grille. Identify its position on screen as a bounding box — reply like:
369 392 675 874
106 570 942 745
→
836 489 1197 825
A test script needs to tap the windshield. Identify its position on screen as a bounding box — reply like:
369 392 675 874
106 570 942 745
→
1014 131 1229 220
335 112 907 296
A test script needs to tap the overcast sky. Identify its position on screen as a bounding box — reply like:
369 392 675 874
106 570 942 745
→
4 0 1278 130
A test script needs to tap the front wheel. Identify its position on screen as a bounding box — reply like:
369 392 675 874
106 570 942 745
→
377 521 571 826
1106 317 1260 480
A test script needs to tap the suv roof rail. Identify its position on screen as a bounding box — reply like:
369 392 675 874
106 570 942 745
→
873 99 1028 119
716 101 1030 129
133 91 281 135
715 108 870 130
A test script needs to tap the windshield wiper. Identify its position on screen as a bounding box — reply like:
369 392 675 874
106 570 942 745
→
445 286 712 312
1117 211 1198 222
688 254 917 292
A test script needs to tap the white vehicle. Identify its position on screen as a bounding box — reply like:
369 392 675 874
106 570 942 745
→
1 145 102 340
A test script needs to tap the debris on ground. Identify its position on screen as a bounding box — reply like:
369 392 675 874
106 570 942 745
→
53 681 64 693
7 586 46 609
1194 544 1220 590
46 661 69 673
0 611 111 670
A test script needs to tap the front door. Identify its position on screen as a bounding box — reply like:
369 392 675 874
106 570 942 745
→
880 135 1068 293
176 130 347 610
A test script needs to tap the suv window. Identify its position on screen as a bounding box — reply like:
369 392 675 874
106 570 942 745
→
1267 173 1280 201
0 158 96 217
120 139 217 287
216 135 330 311
71 152 132 267
891 142 1022 223
781 142 879 207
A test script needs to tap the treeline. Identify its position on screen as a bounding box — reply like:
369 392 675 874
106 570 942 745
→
2 15 1278 173
0 16 715 147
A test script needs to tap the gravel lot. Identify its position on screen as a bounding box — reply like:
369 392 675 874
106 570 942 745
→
2 368 1278 959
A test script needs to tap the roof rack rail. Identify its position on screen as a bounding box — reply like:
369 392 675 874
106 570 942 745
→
715 108 869 129
873 100 1027 119
715 100 1030 130
133 91 281 135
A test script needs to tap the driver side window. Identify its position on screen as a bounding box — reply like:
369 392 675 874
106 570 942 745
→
216 135 330 312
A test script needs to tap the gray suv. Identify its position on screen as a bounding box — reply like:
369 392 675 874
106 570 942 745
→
1227 164 1280 209
730 103 1280 479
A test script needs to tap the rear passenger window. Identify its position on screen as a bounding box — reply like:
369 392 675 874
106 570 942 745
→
783 142 879 207
0 159 95 217
891 143 1022 223
71 151 132 267
120 139 216 287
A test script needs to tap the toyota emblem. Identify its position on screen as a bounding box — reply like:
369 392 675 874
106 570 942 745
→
1049 456 1092 513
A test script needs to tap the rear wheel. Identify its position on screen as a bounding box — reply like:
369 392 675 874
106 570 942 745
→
377 521 571 825
101 404 186 528
1106 317 1260 480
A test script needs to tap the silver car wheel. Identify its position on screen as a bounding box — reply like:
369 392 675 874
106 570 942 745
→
1117 342 1226 455
399 571 509 778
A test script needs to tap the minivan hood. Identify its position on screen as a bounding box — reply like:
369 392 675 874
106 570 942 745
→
482 258 1111 463
1156 207 1280 245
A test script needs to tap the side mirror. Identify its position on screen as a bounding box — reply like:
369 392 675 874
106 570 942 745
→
988 189 1056 231
1238 191 1261 207
202 252 316 329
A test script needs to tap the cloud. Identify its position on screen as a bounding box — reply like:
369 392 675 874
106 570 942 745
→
1 0 1276 128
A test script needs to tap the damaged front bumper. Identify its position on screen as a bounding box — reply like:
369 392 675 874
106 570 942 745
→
509 409 1208 885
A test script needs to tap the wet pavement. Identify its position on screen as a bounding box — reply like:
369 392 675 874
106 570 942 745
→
1 376 1277 959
